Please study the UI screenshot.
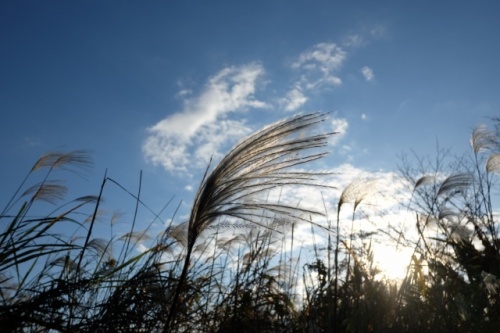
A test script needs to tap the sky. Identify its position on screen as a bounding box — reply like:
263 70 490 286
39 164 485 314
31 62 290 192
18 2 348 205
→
2 1 500 280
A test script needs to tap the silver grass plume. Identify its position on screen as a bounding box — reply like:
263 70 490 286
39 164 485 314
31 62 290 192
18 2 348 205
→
187 112 334 250
414 175 436 190
165 112 334 331
337 178 380 291
31 150 92 173
438 207 460 221
216 234 245 252
22 181 67 204
338 178 380 213
87 238 113 259
165 222 188 247
437 173 474 197
2 150 92 216
486 154 500 173
471 124 497 154
110 211 125 225
49 256 79 274
118 231 151 245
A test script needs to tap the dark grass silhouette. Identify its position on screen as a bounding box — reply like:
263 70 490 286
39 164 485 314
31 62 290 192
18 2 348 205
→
2 114 500 332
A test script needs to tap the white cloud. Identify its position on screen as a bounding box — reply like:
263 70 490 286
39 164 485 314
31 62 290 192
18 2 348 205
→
278 43 347 113
143 63 266 172
343 34 364 48
233 162 412 280
331 118 349 145
273 163 413 280
370 25 388 39
291 43 346 90
176 88 192 99
361 113 368 120
192 119 252 168
282 86 308 111
293 43 346 72
360 66 374 81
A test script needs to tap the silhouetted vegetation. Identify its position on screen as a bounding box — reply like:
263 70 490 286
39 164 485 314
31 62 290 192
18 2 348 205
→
2 113 500 332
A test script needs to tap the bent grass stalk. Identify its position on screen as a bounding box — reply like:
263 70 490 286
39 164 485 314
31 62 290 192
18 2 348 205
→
164 113 335 331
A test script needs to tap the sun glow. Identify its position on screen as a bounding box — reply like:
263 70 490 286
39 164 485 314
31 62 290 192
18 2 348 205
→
374 244 414 282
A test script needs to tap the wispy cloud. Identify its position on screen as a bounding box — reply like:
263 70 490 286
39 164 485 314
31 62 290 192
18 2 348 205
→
292 42 346 90
279 43 347 112
281 85 308 111
22 136 43 148
143 63 266 172
331 118 349 145
144 41 364 172
343 34 364 48
360 66 374 81
341 24 389 50
370 25 388 39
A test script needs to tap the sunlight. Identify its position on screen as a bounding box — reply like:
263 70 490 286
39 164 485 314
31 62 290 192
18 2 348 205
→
374 244 414 282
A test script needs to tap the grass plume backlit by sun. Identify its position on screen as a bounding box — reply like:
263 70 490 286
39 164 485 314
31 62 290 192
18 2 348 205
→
3 115 500 332
165 112 336 330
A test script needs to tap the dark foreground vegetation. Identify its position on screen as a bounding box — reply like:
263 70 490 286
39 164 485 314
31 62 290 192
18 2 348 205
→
2 113 500 332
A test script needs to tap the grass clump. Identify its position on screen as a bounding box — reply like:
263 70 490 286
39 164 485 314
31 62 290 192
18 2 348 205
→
2 114 500 332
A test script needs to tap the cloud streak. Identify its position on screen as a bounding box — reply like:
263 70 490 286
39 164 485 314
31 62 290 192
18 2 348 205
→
281 42 347 112
143 63 266 172
331 118 349 145
281 85 308 111
360 66 374 81
292 42 346 89
144 41 357 172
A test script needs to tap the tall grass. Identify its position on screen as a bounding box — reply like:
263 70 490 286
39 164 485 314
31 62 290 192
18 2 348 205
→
164 112 335 331
2 114 500 332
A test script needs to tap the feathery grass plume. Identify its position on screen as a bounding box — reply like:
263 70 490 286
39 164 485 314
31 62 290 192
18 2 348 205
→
216 234 245 252
338 177 381 313
50 150 92 171
74 195 100 204
30 150 90 172
333 178 379 332
437 173 474 197
418 214 438 228
438 207 459 221
119 230 151 245
87 238 113 259
164 112 335 331
83 208 107 224
110 210 125 225
414 175 436 190
448 223 472 244
486 153 500 173
166 222 188 247
338 178 380 213
49 256 79 273
21 181 67 204
2 151 91 214
189 112 333 240
31 152 66 172
470 124 498 154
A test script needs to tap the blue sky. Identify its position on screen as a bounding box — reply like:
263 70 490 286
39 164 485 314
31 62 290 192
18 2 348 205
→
2 1 500 278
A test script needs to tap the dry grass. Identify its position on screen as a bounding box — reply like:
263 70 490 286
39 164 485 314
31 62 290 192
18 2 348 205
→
2 116 500 332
